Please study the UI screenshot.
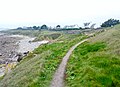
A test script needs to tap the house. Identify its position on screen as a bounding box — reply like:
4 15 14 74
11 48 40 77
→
64 24 79 29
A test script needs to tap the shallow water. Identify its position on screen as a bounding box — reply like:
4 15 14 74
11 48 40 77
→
17 36 49 53
9 35 49 53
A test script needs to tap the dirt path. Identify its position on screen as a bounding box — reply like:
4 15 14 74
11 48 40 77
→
50 39 88 87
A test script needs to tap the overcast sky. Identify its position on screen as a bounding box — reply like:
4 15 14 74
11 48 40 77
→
0 0 120 29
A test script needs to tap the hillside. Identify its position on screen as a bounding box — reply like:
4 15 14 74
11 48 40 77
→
0 33 86 87
0 25 120 87
65 25 120 87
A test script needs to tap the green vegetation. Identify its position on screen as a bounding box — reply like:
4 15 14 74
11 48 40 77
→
41 24 48 29
78 42 106 56
33 33 61 41
1 29 63 41
1 24 120 87
65 25 120 87
0 34 86 87
101 19 120 27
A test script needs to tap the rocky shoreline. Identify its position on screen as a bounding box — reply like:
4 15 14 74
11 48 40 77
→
0 34 49 77
0 34 22 64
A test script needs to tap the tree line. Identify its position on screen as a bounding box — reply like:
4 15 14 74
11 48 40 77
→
17 24 48 30
17 18 120 30
101 18 120 27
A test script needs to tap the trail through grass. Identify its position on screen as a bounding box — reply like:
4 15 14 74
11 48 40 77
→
0 34 86 87
65 25 120 87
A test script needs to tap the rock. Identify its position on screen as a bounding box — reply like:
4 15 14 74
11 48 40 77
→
0 67 5 77
23 51 29 55
16 53 23 62
17 56 22 62
28 41 32 43
0 53 2 56
0 60 6 64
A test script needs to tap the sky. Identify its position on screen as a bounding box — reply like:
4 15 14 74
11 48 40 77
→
0 0 120 29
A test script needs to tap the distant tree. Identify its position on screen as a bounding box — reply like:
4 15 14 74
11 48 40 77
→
101 19 120 27
90 23 96 29
84 22 91 29
33 26 37 29
79 27 82 29
33 26 40 30
56 25 61 29
41 24 48 29
17 27 22 29
49 26 52 30
27 27 33 29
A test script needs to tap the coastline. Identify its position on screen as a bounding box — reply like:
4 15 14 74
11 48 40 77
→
0 34 22 64
0 34 49 77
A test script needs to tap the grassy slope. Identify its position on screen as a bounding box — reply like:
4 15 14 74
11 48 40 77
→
1 29 61 40
0 33 86 87
65 25 120 87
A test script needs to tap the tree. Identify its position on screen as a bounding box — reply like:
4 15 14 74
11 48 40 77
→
84 22 91 29
90 23 96 29
17 27 22 29
56 25 61 29
41 24 48 29
101 19 120 27
33 26 40 30
33 26 37 29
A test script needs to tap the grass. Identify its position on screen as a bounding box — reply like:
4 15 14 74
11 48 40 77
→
33 33 62 41
0 33 86 87
1 29 63 41
1 25 120 87
1 29 60 38
65 25 120 87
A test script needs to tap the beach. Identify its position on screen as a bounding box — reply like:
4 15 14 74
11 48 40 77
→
0 33 49 77
0 34 22 64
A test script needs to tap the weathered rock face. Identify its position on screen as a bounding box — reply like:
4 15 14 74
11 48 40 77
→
0 59 6 64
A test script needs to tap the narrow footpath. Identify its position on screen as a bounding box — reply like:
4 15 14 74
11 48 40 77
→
50 39 88 87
